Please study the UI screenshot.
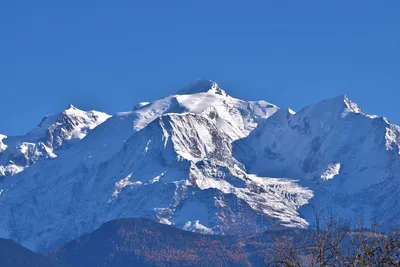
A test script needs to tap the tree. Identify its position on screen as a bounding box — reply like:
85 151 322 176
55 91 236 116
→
266 210 400 266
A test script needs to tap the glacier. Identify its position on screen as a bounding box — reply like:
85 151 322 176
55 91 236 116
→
0 79 398 252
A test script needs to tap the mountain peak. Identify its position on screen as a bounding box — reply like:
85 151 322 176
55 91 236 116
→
327 94 363 116
1 105 111 177
33 105 83 133
327 94 361 111
176 79 227 96
297 94 363 120
343 94 363 114
66 104 76 110
63 104 87 116
26 106 110 141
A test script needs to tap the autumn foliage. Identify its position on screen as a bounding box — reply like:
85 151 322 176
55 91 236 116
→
45 215 400 266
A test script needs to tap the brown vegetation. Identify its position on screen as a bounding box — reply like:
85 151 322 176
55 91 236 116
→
262 211 400 266
44 214 400 266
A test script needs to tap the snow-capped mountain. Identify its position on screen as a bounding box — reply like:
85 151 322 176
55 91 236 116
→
234 95 400 224
0 105 110 177
0 80 398 252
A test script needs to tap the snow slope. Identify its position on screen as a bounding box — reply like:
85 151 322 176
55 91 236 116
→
234 95 400 224
0 105 110 177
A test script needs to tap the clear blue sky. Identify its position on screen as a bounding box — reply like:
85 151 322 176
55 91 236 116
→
1 1 399 135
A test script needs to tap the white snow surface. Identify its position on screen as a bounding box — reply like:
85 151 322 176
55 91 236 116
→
320 163 341 180
0 81 398 253
0 105 110 177
0 135 7 152
234 94 400 226
129 79 278 140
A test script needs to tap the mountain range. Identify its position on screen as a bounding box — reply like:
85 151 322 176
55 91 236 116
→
0 79 399 253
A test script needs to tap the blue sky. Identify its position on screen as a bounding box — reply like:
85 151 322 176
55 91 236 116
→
1 1 399 135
